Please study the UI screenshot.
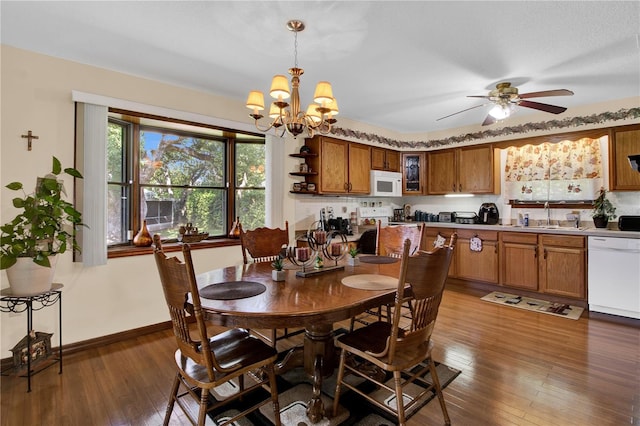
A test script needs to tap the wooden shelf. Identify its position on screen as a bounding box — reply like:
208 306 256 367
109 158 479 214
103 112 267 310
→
290 152 317 158
289 172 318 176
290 190 318 195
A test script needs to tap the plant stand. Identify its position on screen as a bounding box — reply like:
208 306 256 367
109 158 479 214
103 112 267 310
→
0 283 63 392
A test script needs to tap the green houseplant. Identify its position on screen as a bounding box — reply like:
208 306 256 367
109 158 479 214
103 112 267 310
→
271 257 285 281
347 246 359 266
1 157 83 294
591 187 616 229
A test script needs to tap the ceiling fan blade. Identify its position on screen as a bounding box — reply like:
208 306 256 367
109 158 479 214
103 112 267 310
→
482 114 497 126
518 89 574 99
436 103 489 121
517 100 567 114
467 95 492 99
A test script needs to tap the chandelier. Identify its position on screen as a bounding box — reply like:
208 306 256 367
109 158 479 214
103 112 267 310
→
245 20 338 138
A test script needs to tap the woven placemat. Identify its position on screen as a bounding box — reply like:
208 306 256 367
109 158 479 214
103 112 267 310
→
359 256 399 264
341 274 398 290
200 281 266 300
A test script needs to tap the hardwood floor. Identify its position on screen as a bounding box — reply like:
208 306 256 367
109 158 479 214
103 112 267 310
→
1 282 638 425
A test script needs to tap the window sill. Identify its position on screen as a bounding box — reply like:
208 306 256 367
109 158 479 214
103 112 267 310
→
108 239 241 259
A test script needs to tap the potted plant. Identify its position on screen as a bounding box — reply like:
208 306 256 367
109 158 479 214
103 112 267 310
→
347 246 359 266
591 187 616 229
1 157 84 295
271 257 285 281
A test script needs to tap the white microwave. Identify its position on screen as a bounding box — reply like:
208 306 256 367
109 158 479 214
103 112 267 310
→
370 170 402 197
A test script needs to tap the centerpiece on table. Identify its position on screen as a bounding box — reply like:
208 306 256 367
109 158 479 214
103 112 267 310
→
1 157 84 295
271 257 285 281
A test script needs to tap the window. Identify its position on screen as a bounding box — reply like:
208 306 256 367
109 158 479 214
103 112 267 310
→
107 111 265 246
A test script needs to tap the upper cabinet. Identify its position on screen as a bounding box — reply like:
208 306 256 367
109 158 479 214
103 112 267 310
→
371 147 400 172
609 124 640 191
427 145 499 195
401 152 426 195
305 136 371 195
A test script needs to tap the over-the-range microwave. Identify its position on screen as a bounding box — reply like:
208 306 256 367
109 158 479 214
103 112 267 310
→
370 170 402 197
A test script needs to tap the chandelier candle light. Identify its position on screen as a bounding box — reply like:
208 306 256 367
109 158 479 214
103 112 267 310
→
246 20 338 138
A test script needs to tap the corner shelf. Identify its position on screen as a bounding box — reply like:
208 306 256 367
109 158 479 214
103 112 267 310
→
289 172 318 177
290 153 318 159
290 190 318 195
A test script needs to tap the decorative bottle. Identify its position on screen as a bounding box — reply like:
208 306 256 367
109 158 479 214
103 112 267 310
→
133 220 153 247
229 217 241 239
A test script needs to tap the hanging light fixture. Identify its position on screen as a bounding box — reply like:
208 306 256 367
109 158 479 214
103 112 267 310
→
246 20 338 138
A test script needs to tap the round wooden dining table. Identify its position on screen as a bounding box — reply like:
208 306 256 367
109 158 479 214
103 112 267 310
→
195 258 402 423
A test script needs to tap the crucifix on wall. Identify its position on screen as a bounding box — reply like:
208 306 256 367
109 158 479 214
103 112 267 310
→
21 130 39 151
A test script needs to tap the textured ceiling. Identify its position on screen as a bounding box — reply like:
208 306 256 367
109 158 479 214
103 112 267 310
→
2 1 639 134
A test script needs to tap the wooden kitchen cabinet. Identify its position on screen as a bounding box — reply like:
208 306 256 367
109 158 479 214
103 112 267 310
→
609 124 640 190
539 234 586 299
427 145 498 194
306 136 371 195
456 229 499 284
500 232 539 291
423 227 456 276
401 152 426 195
371 147 400 172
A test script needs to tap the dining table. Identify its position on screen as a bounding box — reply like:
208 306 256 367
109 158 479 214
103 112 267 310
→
194 257 402 423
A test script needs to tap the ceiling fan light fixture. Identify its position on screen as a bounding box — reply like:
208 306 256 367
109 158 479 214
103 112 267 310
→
489 104 514 120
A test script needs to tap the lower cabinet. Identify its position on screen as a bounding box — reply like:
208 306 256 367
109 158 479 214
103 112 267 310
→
539 234 586 299
500 232 538 290
456 229 498 284
423 227 456 276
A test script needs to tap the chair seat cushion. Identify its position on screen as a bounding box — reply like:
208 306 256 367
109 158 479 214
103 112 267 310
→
209 328 278 370
336 321 404 355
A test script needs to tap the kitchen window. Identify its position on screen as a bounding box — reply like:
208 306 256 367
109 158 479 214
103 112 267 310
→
504 137 604 202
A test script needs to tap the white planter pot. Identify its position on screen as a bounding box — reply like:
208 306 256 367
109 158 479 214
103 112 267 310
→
6 255 58 296
272 270 285 281
347 257 360 266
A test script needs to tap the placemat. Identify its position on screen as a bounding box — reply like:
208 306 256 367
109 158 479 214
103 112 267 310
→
359 255 399 264
200 281 266 300
341 274 398 290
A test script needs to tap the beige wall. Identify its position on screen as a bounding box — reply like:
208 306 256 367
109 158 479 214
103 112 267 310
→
1 45 638 354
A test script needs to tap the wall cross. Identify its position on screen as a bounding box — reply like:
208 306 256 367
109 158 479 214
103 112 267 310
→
21 130 39 151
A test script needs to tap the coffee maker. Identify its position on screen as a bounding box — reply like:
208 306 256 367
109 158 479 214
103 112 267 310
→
478 203 500 225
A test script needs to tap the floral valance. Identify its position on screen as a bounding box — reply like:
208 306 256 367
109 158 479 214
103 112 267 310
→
504 138 603 201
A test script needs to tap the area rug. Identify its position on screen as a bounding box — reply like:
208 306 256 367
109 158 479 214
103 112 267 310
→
208 359 460 426
481 291 584 320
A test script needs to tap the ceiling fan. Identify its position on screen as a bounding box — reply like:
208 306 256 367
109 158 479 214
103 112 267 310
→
437 82 574 126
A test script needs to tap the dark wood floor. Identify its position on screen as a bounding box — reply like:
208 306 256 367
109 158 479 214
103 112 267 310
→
1 282 638 425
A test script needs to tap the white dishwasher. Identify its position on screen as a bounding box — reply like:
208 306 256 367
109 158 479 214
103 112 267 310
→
588 236 640 319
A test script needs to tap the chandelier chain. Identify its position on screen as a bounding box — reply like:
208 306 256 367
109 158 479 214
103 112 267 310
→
293 29 298 69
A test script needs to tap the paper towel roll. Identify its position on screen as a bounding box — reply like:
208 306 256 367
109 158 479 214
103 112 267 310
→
501 204 512 225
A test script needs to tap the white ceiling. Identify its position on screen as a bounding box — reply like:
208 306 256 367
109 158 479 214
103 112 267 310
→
2 1 639 134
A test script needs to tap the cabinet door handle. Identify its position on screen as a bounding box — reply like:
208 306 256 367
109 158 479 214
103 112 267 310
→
459 183 462 192
543 248 548 259
452 184 456 192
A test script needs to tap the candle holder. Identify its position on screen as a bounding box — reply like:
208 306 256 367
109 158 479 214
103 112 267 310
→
290 222 346 277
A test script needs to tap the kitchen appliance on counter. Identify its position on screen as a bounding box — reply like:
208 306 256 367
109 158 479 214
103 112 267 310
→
478 203 500 225
454 211 479 224
438 212 454 223
618 215 640 232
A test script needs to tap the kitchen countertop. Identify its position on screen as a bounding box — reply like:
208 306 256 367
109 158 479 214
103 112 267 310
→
395 221 640 239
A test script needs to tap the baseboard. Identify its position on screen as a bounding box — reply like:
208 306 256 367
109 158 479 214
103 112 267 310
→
0 320 172 372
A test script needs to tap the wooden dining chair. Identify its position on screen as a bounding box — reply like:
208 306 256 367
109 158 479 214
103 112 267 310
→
238 221 302 347
239 221 289 264
153 235 281 426
333 235 457 426
351 221 426 330
376 220 425 258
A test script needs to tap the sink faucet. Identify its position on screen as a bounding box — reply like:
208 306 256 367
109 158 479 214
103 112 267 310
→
544 202 551 226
